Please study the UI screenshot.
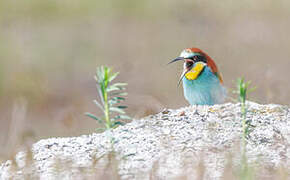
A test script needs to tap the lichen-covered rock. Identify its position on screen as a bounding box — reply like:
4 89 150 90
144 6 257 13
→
1 101 290 179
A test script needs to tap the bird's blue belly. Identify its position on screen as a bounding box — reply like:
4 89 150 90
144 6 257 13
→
182 67 226 105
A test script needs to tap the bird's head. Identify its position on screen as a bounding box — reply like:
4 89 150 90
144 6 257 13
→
169 48 223 84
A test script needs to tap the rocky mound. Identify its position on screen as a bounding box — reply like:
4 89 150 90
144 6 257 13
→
1 102 290 179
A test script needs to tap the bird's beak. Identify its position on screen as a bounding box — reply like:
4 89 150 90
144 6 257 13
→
178 68 191 86
168 57 185 64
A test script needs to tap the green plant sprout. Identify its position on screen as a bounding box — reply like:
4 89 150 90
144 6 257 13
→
85 66 130 130
234 78 255 143
234 77 256 180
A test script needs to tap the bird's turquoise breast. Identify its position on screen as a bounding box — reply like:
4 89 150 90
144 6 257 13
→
182 66 226 105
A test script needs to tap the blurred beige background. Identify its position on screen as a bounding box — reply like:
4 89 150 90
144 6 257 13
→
1 0 290 156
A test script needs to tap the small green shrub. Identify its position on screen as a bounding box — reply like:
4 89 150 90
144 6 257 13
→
234 78 255 142
85 66 130 130
234 77 256 180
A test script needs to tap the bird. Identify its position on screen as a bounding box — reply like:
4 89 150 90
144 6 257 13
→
169 47 226 105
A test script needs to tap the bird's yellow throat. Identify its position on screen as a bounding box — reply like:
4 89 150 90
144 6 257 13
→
185 63 205 80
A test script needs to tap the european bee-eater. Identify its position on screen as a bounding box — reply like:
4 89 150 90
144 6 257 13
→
169 48 226 105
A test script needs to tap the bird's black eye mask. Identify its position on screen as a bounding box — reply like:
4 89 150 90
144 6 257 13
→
185 61 193 68
188 55 207 63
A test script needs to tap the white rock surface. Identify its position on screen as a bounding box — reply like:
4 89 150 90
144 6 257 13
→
1 102 290 179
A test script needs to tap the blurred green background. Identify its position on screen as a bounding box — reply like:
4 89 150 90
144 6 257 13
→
1 0 290 156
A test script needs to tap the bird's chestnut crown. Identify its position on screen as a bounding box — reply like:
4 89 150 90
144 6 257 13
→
169 48 208 67
175 48 208 71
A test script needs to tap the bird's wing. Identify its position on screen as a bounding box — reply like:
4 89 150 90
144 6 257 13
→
205 56 223 84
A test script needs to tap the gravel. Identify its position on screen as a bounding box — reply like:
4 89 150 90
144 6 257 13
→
1 101 290 179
